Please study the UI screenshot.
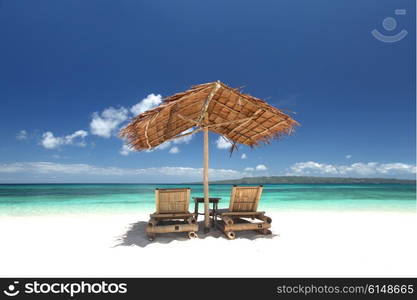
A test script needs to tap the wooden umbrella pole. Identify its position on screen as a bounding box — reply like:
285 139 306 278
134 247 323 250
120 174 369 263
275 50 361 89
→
203 126 210 232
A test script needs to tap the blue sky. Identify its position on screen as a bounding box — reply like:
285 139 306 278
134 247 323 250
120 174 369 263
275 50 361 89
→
0 0 415 183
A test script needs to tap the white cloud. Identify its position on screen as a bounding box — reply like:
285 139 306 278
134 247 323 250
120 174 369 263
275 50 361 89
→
0 162 244 180
173 128 194 144
346 154 352 159
244 165 267 172
91 94 162 140
376 163 416 174
241 153 247 159
40 93 168 155
215 136 232 149
255 164 267 171
41 132 61 149
36 93 166 156
0 163 26 173
287 161 416 177
145 129 195 153
0 162 132 176
169 146 180 154
90 107 129 138
16 130 27 140
41 130 88 149
147 141 172 152
65 130 88 146
120 144 135 156
130 93 162 116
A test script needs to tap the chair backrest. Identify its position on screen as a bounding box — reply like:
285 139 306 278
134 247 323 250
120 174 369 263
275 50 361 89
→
155 188 191 214
229 185 263 212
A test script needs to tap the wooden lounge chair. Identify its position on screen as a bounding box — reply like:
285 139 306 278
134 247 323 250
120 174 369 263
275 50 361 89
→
214 185 272 239
146 188 198 241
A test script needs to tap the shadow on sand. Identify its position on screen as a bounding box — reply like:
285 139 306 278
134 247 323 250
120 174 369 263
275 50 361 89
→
114 220 278 248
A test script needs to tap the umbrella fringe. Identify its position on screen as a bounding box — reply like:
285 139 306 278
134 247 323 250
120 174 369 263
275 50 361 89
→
120 81 299 151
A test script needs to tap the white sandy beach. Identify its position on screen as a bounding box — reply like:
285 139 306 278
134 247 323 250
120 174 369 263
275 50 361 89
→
0 211 416 277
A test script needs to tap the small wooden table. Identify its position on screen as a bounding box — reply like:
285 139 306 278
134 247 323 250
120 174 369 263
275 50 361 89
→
193 197 220 228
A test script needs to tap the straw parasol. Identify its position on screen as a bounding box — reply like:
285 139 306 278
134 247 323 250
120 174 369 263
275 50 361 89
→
120 81 299 231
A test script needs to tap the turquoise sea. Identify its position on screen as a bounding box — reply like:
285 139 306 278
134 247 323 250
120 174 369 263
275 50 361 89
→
0 184 415 216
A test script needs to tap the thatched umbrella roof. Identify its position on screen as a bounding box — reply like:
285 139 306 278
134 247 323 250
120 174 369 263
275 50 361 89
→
120 81 299 151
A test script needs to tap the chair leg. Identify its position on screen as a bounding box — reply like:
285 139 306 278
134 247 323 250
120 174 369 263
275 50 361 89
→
194 201 198 221
146 217 157 241
188 231 198 239
147 232 156 241
225 231 236 240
